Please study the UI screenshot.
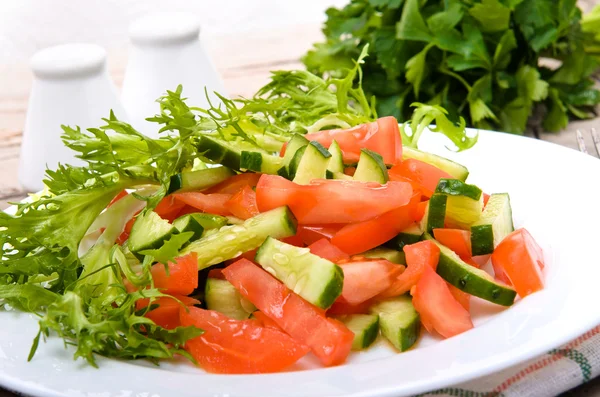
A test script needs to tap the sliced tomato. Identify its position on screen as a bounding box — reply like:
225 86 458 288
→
151 252 199 296
378 240 440 298
108 190 128 207
344 167 356 177
222 259 354 366
280 235 305 247
180 307 309 374
173 192 232 216
207 269 226 280
137 295 199 329
491 228 544 298
256 175 414 224
297 225 342 245
433 228 472 259
415 200 428 222
483 193 490 208
389 159 453 198
331 193 419 255
412 266 473 338
206 173 262 195
305 116 402 164
252 311 284 331
224 185 259 220
308 239 349 262
448 284 471 311
154 195 187 222
338 259 402 305
327 300 373 315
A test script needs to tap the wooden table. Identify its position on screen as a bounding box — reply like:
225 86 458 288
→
1 13 600 397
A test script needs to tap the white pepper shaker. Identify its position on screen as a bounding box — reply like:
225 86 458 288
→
121 12 227 137
19 43 128 192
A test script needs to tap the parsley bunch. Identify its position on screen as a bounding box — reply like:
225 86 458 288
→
304 0 600 134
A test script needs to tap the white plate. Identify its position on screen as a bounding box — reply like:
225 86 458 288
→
2 129 600 397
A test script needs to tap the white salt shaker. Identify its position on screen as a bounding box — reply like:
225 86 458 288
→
19 43 128 192
121 12 227 137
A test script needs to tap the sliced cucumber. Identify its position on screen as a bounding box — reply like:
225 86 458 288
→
327 140 344 175
361 247 406 264
435 179 484 229
182 206 297 270
291 141 331 184
255 236 343 309
370 296 420 352
334 314 379 351
326 171 353 180
385 223 423 251
424 233 516 306
277 134 310 178
128 211 177 255
167 166 234 194
402 146 469 181
353 149 389 183
420 194 447 234
205 278 256 320
435 179 482 201
471 193 514 256
173 214 205 241
197 135 282 174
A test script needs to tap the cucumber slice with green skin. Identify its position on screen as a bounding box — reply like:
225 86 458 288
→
471 193 514 256
435 179 482 201
173 214 205 241
287 146 307 180
353 149 389 183
327 140 344 174
182 206 297 270
420 194 447 234
385 223 422 252
424 233 516 306
128 211 177 255
255 236 343 309
402 146 469 181
283 134 310 165
370 296 420 352
291 141 332 185
205 278 256 320
361 247 406 264
167 166 234 194
197 135 283 174
334 314 379 351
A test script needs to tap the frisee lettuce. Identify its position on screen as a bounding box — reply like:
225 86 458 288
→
0 47 472 366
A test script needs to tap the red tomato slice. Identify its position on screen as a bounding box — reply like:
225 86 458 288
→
331 193 419 255
206 173 262 195
180 307 309 374
222 259 354 366
448 284 470 311
327 300 373 315
412 266 474 338
280 235 305 247
207 269 226 280
305 116 402 164
414 200 428 222
297 225 342 245
108 190 128 207
173 192 232 216
256 175 414 224
344 167 356 177
252 311 284 331
154 195 187 222
338 259 402 305
378 240 440 298
483 193 490 208
308 239 349 262
136 295 199 329
433 228 472 259
491 228 544 298
151 253 199 296
224 185 259 220
389 159 453 198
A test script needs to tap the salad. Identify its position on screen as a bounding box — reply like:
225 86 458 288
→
0 47 545 374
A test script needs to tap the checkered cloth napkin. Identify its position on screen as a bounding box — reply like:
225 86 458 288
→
421 326 600 396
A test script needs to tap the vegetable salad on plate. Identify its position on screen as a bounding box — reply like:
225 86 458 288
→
0 47 545 374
